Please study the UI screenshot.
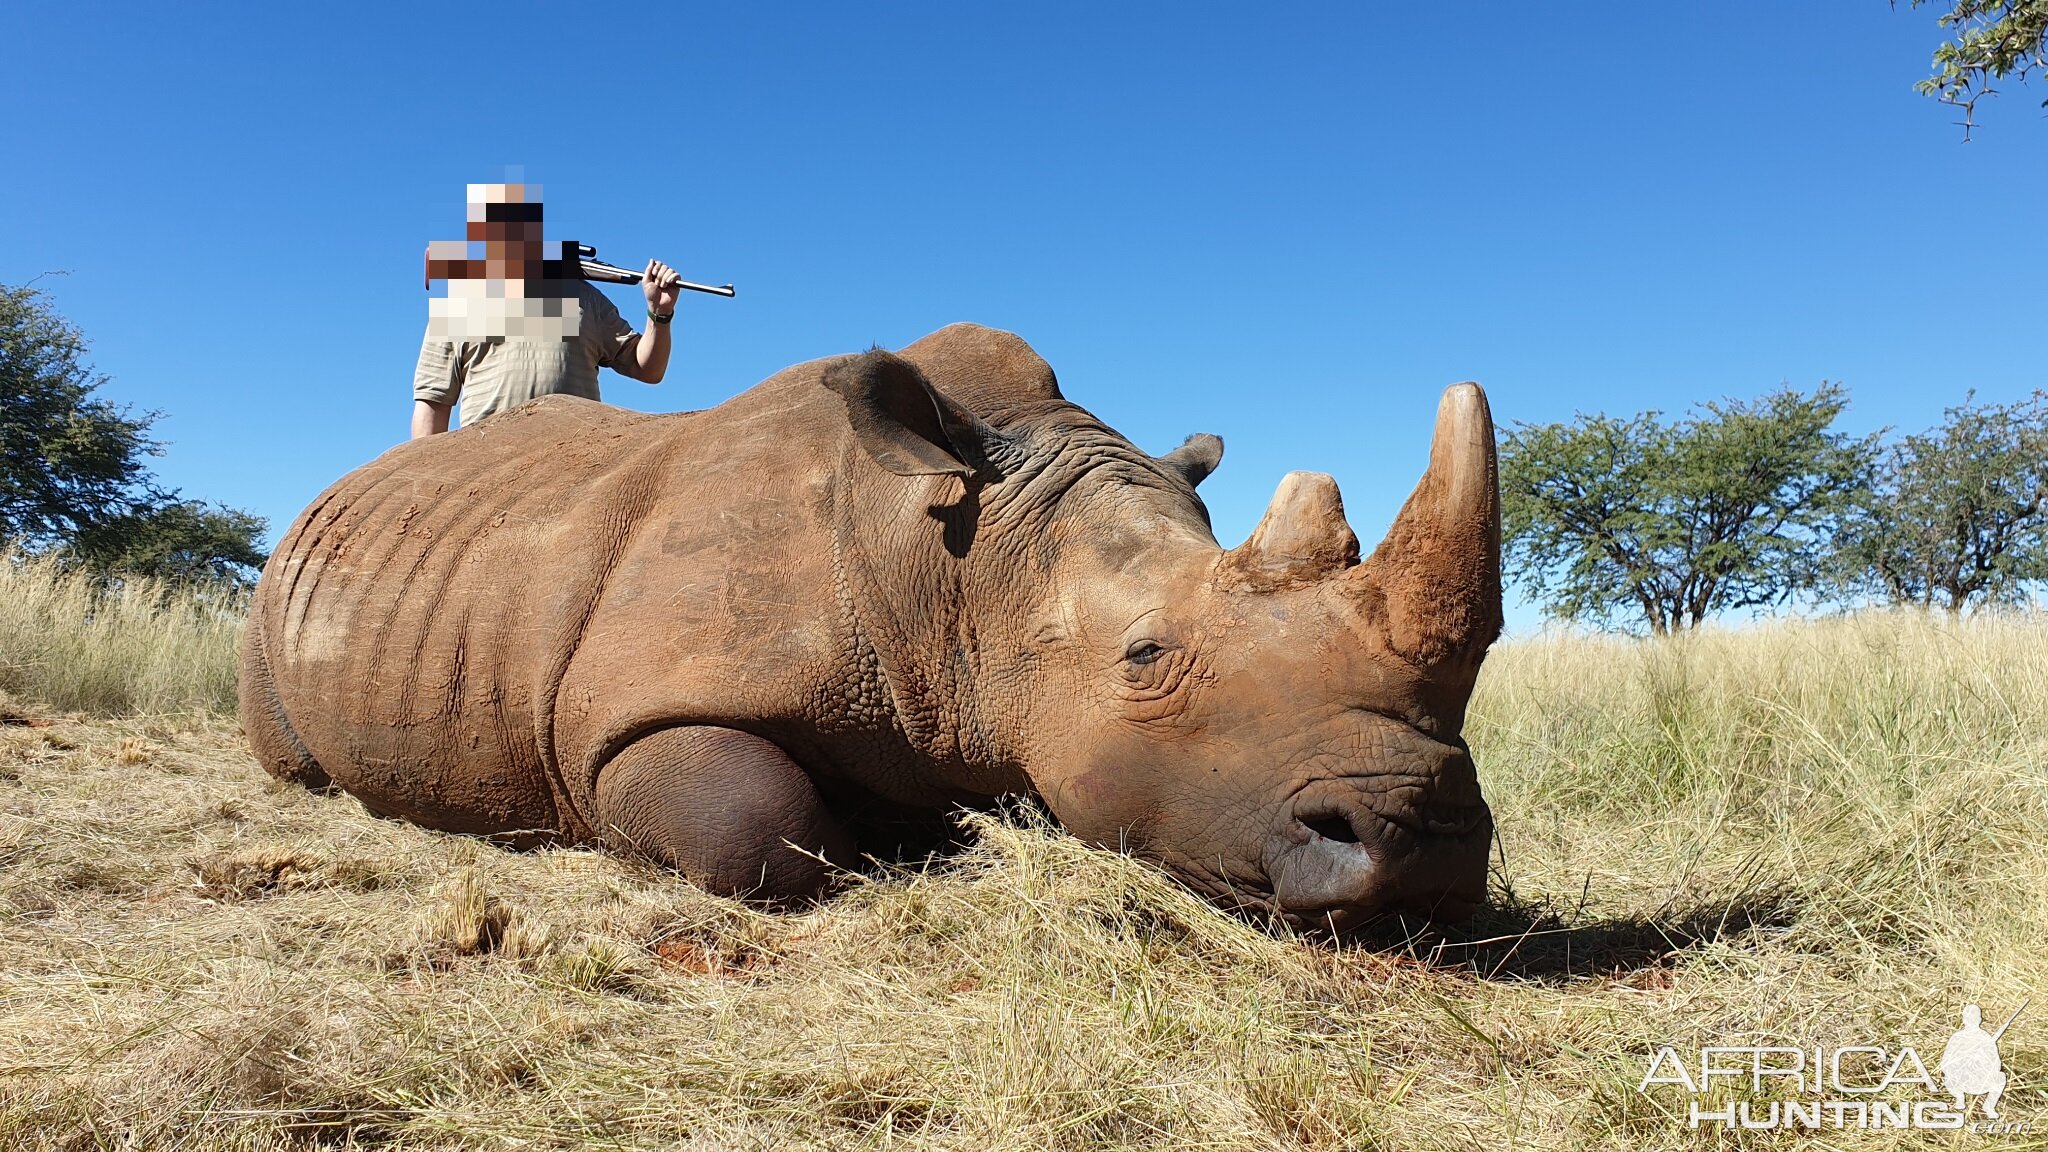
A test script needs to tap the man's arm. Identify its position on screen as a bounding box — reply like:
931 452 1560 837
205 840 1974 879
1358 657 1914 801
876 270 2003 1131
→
412 333 463 438
411 399 452 439
613 259 683 384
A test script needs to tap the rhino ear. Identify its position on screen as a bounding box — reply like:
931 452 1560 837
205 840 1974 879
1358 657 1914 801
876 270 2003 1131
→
1157 433 1223 488
824 349 1005 478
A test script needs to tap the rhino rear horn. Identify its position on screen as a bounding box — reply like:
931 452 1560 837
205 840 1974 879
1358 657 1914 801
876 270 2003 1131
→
1220 471 1360 587
1355 382 1503 680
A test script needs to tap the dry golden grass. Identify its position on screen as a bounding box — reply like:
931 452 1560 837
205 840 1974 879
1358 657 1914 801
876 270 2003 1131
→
0 552 243 717
0 591 2043 1149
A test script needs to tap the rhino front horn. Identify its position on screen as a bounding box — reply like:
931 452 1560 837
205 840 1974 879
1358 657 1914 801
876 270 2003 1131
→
1355 382 1502 680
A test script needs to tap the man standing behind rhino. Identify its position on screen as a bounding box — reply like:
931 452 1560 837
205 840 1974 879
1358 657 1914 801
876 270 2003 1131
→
411 182 685 438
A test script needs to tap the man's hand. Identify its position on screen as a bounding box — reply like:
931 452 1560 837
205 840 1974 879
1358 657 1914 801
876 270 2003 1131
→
621 259 681 385
643 259 682 315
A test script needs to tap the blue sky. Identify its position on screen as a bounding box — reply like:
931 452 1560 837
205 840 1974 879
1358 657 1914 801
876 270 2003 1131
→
9 3 2044 630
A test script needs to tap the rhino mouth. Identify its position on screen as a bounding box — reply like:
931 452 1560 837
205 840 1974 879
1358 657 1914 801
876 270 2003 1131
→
1171 864 1486 935
1269 826 1491 929
1150 802 1490 935
1234 773 1494 931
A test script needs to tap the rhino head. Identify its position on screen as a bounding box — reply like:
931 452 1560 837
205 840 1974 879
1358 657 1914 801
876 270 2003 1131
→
832 326 1501 930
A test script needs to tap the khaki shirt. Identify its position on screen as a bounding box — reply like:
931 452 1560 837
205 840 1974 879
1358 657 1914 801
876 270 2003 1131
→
412 281 639 428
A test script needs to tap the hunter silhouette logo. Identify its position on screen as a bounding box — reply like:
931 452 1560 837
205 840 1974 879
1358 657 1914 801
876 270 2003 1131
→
1942 1000 2025 1120
1639 997 2033 1133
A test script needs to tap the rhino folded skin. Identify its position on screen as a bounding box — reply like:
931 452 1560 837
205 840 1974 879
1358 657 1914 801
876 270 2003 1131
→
242 322 1502 927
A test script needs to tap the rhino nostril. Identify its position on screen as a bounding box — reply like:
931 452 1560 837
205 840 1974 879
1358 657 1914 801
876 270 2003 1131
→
1302 815 1361 844
1421 805 1489 838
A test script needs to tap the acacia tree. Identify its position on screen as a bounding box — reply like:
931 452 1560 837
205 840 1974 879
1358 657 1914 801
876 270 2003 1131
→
1906 0 2048 134
1501 385 1877 634
1835 391 2048 612
70 499 269 587
0 283 156 545
0 282 267 584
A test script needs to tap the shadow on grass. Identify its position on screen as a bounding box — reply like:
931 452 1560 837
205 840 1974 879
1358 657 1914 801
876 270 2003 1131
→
1344 884 1804 984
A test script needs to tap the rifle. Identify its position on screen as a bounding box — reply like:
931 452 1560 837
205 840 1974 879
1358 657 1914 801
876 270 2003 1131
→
424 242 736 298
571 244 736 298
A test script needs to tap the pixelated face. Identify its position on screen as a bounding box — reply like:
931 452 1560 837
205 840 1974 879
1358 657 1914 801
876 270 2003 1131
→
465 183 546 276
422 183 552 280
423 181 581 343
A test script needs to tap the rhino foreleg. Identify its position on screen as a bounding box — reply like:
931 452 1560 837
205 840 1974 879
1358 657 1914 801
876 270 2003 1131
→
592 726 857 901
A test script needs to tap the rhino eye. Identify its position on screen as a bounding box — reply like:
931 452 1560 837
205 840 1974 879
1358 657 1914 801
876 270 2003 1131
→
1125 641 1167 666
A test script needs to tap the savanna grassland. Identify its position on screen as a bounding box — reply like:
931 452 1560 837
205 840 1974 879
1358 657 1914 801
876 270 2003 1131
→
0 556 2042 1150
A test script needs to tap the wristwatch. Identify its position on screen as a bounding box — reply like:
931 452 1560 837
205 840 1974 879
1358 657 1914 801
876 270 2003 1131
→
648 309 674 325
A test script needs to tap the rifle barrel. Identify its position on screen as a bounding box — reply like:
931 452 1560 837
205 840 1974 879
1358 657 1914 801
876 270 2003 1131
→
579 258 736 298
